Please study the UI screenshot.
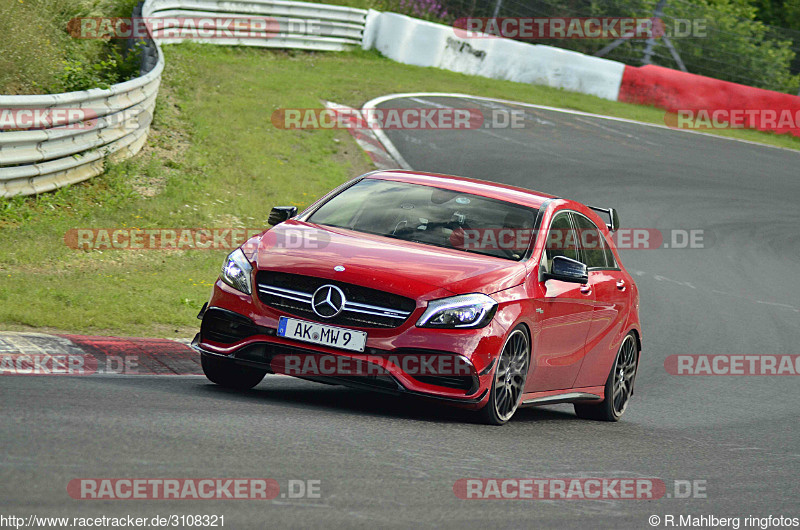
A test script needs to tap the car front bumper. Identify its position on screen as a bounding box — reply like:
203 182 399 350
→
194 280 506 408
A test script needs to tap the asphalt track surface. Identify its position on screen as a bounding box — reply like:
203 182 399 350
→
2 95 799 528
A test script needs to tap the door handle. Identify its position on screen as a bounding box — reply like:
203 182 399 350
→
580 284 592 294
616 280 626 291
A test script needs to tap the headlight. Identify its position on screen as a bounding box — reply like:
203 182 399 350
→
416 293 498 329
220 248 253 295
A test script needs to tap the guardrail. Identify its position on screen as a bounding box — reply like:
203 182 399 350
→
0 0 368 197
0 44 163 197
143 0 367 50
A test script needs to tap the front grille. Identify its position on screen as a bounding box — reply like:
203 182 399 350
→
256 271 416 329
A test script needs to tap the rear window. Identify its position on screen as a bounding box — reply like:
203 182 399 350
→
307 179 537 261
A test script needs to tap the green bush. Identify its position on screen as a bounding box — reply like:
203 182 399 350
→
437 0 800 94
662 0 800 93
54 42 143 91
0 0 143 94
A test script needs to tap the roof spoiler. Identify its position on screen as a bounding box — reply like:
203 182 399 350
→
587 206 620 232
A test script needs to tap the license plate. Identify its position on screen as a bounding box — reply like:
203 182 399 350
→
277 317 367 353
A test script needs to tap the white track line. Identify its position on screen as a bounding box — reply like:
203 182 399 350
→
361 92 800 161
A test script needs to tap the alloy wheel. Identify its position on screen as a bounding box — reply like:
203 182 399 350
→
611 335 637 416
493 329 530 422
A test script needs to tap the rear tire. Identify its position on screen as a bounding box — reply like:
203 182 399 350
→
574 333 638 421
202 354 267 390
477 326 530 426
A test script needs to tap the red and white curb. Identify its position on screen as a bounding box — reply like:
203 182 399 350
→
323 101 409 169
0 332 200 376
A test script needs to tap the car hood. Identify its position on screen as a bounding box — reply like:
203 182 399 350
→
255 221 527 300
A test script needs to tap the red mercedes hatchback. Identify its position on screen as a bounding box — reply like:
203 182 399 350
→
194 170 641 425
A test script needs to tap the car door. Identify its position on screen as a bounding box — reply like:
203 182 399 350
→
572 213 631 388
525 211 595 393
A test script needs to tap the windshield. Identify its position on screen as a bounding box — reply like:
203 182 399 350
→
306 178 537 261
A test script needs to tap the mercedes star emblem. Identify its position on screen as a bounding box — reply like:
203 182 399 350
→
311 285 346 318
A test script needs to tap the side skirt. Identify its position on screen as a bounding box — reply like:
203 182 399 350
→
519 386 605 407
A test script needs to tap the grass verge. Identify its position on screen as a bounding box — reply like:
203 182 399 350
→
1 44 798 336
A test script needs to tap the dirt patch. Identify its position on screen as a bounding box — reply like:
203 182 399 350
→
131 81 192 198
332 129 378 178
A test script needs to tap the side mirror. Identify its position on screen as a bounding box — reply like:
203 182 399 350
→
268 206 298 226
541 256 588 284
608 208 620 232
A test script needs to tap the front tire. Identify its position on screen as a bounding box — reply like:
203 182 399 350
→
202 354 267 390
574 333 638 421
477 326 530 425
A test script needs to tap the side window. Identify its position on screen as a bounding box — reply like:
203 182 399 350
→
573 214 617 269
573 214 608 269
543 212 579 271
604 241 617 269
